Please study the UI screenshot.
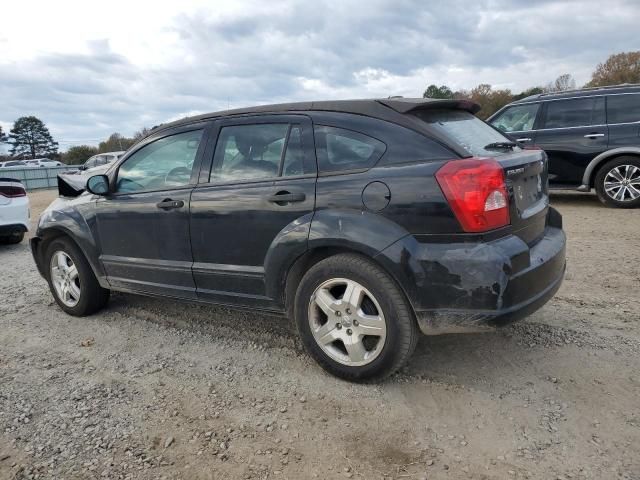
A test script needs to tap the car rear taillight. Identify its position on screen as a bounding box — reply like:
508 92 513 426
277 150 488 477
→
0 185 27 198
435 158 510 233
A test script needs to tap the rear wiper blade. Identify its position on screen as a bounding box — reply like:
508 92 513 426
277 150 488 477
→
484 141 518 150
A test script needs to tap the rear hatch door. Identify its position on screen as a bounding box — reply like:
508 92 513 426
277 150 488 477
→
410 108 549 245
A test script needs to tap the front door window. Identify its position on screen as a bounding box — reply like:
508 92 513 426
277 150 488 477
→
491 103 540 133
117 129 204 193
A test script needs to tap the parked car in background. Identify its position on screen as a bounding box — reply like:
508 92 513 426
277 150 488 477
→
57 152 125 191
32 98 565 381
488 84 640 208
82 152 124 171
23 159 66 168
0 177 29 244
0 160 28 169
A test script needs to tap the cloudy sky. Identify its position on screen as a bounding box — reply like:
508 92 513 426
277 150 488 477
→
1 0 638 151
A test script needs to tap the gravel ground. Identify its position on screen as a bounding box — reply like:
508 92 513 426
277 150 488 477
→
1 189 639 480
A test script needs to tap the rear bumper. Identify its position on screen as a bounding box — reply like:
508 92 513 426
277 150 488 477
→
377 207 566 335
0 197 29 234
0 223 28 236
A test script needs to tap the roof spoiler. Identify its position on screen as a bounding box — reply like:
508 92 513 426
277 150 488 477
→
377 97 481 114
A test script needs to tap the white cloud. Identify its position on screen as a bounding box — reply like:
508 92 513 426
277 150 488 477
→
1 0 638 150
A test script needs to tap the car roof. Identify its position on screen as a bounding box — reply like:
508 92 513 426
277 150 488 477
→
147 97 481 138
513 83 640 104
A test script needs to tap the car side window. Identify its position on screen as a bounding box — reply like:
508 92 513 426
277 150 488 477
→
116 129 204 193
491 103 539 132
607 94 640 124
314 125 386 173
85 157 97 169
211 123 301 182
542 97 605 129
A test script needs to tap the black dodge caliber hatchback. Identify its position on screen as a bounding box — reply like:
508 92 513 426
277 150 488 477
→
32 98 566 381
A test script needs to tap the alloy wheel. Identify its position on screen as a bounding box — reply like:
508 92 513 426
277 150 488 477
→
308 278 387 367
50 251 81 307
604 164 640 202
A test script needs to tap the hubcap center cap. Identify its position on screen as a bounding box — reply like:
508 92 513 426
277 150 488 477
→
340 317 352 328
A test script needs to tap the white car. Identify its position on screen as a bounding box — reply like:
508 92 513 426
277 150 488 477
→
57 151 126 192
23 159 66 168
0 160 29 169
0 178 29 244
85 152 124 169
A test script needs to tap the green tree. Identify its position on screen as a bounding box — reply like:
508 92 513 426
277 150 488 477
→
423 84 454 99
133 127 152 141
0 125 7 143
545 73 576 93
9 116 59 158
98 133 136 153
587 51 640 87
62 145 98 165
461 84 513 119
512 86 544 101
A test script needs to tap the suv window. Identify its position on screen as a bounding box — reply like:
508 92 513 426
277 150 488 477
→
211 123 306 182
491 103 539 132
415 109 515 157
607 94 640 124
314 126 386 173
117 129 203 193
542 97 605 129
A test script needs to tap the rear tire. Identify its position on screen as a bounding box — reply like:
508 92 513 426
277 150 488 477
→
45 236 110 316
595 156 640 208
294 253 418 382
0 232 24 244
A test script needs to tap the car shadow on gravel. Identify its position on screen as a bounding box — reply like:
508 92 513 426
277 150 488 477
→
549 190 602 207
105 291 571 386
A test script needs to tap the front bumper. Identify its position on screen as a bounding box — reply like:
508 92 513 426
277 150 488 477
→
378 208 566 335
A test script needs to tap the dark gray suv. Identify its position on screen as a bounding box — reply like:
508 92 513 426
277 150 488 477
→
488 84 640 208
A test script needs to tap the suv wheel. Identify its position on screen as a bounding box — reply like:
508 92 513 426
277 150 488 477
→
595 156 640 208
294 253 418 381
45 237 110 316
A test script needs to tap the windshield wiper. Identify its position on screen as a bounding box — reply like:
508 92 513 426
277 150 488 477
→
484 141 518 150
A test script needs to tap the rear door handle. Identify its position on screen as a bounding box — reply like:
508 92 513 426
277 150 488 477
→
584 133 605 138
267 191 306 204
156 199 184 210
515 137 532 142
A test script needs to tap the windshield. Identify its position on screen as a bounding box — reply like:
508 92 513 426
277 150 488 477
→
414 110 518 157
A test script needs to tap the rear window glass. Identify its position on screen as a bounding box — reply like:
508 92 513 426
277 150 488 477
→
414 110 515 157
607 94 640 124
314 126 386 173
542 96 605 129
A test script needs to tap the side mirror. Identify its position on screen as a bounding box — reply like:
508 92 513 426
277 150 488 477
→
86 175 110 195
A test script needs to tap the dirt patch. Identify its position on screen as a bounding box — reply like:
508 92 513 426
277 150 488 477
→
1 189 639 479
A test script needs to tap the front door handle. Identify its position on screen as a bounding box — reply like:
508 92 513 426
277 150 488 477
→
156 198 184 210
267 191 306 205
515 137 532 142
584 133 605 138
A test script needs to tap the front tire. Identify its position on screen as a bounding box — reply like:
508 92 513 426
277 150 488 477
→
0 232 24 244
45 236 110 316
595 156 640 208
294 254 418 382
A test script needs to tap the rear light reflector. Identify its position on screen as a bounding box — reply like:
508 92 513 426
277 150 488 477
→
0 185 27 198
435 158 510 233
